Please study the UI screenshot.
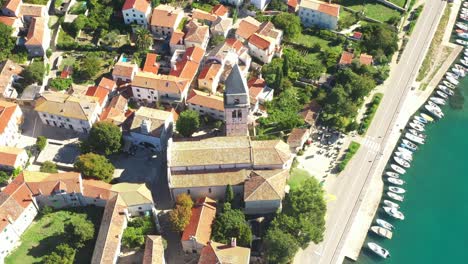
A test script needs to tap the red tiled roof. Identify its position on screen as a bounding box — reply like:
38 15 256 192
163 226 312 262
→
0 16 16 27
211 4 228 17
187 89 224 111
4 0 21 12
181 197 217 246
170 30 185 45
359 53 373 66
2 174 34 209
98 77 117 91
249 33 272 50
0 146 23 167
317 2 340 17
82 179 115 200
86 86 109 106
143 53 160 74
170 47 205 80
185 46 205 64
287 128 309 147
198 63 222 81
225 38 244 53
192 9 217 22
287 0 299 9
0 100 18 134
150 5 182 28
25 17 45 46
113 62 136 78
60 65 72 78
353 31 362 39
122 0 150 13
109 95 128 110
339 51 353 65
248 77 266 103
236 17 261 40
24 172 82 196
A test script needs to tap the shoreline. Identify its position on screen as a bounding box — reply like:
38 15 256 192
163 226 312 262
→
341 0 464 261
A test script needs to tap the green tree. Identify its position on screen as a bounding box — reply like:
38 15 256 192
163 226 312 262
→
49 77 73 91
82 122 122 155
212 203 252 247
176 110 200 137
0 171 9 185
272 13 301 40
282 54 289 76
65 217 95 248
75 53 102 81
36 136 47 152
175 193 194 208
169 205 191 232
74 153 115 182
265 228 299 264
210 34 225 47
274 66 283 90
135 27 153 51
0 24 15 61
225 184 234 203
232 8 238 23
360 23 398 57
22 60 45 85
40 161 58 173
43 244 76 264
122 226 146 248
72 14 87 33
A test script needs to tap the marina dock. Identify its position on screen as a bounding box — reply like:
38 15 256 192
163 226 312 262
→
341 1 463 261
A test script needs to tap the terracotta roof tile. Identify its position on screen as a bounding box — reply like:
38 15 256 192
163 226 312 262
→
170 30 185 45
86 86 109 106
192 9 217 22
4 0 21 12
184 21 209 44
0 16 16 26
247 77 266 103
236 17 261 40
248 33 272 50
143 53 160 74
181 198 216 246
339 51 353 65
143 235 165 264
198 241 250 264
23 171 82 196
20 4 45 17
225 38 244 52
133 71 190 94
82 179 116 200
150 5 183 28
122 0 150 13
0 146 24 167
287 128 309 147
113 62 137 78
2 174 34 209
25 17 45 46
317 1 340 17
187 89 224 111
198 63 222 81
0 100 19 134
244 170 288 201
359 53 373 66
98 77 117 91
211 4 228 17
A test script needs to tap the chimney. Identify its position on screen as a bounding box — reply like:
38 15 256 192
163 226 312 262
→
141 119 152 134
7 215 14 224
173 64 177 71
230 237 236 247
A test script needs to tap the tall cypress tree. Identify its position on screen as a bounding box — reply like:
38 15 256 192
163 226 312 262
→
275 67 283 90
283 55 289 76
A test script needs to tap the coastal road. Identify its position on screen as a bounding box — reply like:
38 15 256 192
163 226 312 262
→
294 0 447 263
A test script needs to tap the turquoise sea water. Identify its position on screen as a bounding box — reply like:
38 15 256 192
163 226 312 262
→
352 77 468 263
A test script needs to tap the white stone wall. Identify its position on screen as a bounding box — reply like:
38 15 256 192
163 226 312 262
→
247 41 274 64
187 102 224 120
127 203 154 217
244 199 281 214
171 184 243 201
123 7 151 26
298 8 338 30
132 86 183 103
37 111 95 133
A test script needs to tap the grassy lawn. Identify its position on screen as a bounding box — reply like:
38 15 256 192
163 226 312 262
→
292 34 331 49
388 0 406 8
338 0 402 22
5 207 104 264
48 16 59 29
288 168 313 190
59 55 76 71
338 9 359 29
358 93 383 135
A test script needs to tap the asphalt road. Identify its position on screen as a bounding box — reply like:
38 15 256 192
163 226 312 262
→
294 0 447 263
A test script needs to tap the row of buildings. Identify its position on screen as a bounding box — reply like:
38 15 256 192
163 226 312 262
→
0 170 160 264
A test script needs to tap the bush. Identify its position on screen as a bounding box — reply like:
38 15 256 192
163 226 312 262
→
40 205 54 215
36 136 47 152
81 122 122 155
338 141 361 172
40 161 58 173
297 149 304 156
0 171 9 185
176 110 200 137
169 194 193 232
49 77 73 91
358 93 383 135
122 216 155 249
46 49 52 58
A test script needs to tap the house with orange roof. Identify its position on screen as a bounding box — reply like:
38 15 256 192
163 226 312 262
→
0 174 38 263
170 46 205 85
287 0 299 13
98 77 117 93
211 4 228 18
122 0 152 26
198 63 223 93
1 0 22 17
247 33 276 64
184 20 210 50
81 179 115 207
287 127 311 153
20 3 47 23
143 53 160 74
235 16 261 41
150 4 184 37
247 77 273 112
0 59 24 99
181 197 217 253
0 146 28 171
192 8 217 24
131 71 190 103
0 100 23 147
299 0 340 29
25 17 51 57
112 61 139 83
338 51 354 66
100 95 130 126
169 30 185 53
198 240 251 264
359 53 374 66
187 89 224 120
207 38 251 82
86 86 110 109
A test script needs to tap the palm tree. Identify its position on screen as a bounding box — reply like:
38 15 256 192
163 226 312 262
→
135 27 153 51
